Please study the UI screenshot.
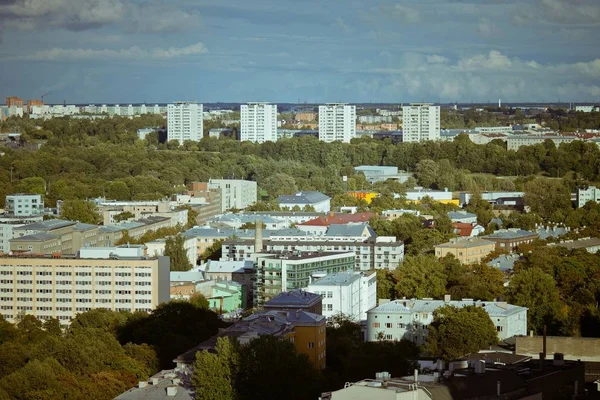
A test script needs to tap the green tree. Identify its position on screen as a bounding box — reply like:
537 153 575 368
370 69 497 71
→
14 177 46 196
376 269 398 300
43 318 62 336
423 305 498 360
192 337 240 400
164 235 192 271
202 239 224 262
394 255 447 299
60 200 101 224
465 193 494 226
113 211 134 222
189 293 210 310
524 179 572 221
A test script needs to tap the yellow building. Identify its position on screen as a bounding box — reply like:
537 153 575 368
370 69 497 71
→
347 191 378 205
286 311 327 369
434 237 496 265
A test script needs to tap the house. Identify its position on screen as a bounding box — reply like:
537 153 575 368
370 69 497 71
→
264 289 322 315
434 237 496 264
278 191 331 213
366 296 528 344
306 270 376 321
453 222 485 238
481 229 539 252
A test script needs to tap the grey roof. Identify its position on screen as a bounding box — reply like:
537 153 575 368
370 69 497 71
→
482 229 538 240
435 238 495 249
550 237 600 250
309 270 364 286
488 254 521 272
325 223 375 238
369 298 527 317
170 271 204 282
114 370 192 400
211 214 280 224
73 222 99 232
205 260 252 274
536 226 568 240
13 219 76 231
265 289 322 307
9 232 57 242
447 211 477 221
278 191 331 205
184 227 308 239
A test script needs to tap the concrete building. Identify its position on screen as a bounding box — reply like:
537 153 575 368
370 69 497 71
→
366 297 527 344
0 245 170 325
240 102 277 143
506 134 581 151
354 165 413 184
307 270 376 321
576 186 600 208
474 126 514 134
264 289 322 315
401 188 458 205
447 211 477 224
481 229 539 252
318 103 356 143
5 97 23 108
575 105 599 113
0 215 44 253
145 236 197 266
434 237 496 264
5 194 44 217
208 179 257 211
296 212 375 235
459 191 525 207
516 336 600 363
278 191 331 213
402 103 440 142
115 369 192 400
254 251 355 305
207 280 244 313
548 237 600 253
322 374 434 400
166 101 203 143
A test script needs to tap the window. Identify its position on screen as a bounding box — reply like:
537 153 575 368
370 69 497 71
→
372 322 380 328
385 334 393 340
326 304 333 311
397 323 405 328
307 342 315 349
385 323 392 328
496 326 503 332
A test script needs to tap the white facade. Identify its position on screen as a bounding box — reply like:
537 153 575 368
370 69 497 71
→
5 194 44 217
307 270 376 321
366 298 528 344
0 215 44 253
278 191 331 213
208 179 257 211
402 188 453 202
318 103 356 143
506 135 579 151
474 126 513 134
240 102 277 143
0 247 170 325
575 106 599 113
145 236 197 266
402 103 440 142
167 102 204 143
576 186 600 208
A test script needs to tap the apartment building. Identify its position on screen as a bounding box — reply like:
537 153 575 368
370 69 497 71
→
366 297 527 344
5 96 23 108
506 135 580 151
167 102 203 143
318 103 356 143
0 215 44 253
0 245 170 325
5 194 44 217
434 237 496 264
278 191 331 213
208 179 257 211
10 220 105 254
145 236 197 266
306 270 376 320
240 102 277 143
401 103 440 142
576 186 600 208
481 229 539 252
264 289 323 315
254 251 355 305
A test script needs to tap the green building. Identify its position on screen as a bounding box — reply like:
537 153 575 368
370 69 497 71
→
208 281 245 313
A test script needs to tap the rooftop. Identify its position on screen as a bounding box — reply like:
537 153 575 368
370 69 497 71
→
549 236 600 250
114 369 192 400
369 298 527 317
257 251 355 261
447 211 477 220
435 237 495 249
264 289 322 307
325 223 375 238
9 232 57 242
14 219 76 231
299 212 375 227
278 191 331 205
205 260 253 274
309 270 373 287
482 229 538 240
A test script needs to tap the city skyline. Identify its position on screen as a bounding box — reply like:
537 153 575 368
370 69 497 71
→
0 0 599 103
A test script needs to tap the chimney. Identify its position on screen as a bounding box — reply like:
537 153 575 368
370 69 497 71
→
166 385 178 397
254 219 263 252
138 381 148 389
444 294 451 303
414 369 418 383
151 377 159 385
496 381 501 396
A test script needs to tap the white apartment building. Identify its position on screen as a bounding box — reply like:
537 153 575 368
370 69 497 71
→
307 270 376 321
575 105 599 113
0 245 170 325
576 186 600 208
145 236 197 267
318 103 356 143
208 179 257 211
0 215 44 253
401 103 440 142
240 102 277 143
366 297 528 344
506 135 580 151
5 194 44 217
167 101 204 143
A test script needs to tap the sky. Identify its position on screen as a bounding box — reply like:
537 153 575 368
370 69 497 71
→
0 0 599 104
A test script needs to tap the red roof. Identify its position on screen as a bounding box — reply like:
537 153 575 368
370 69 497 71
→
299 212 375 227
454 222 476 237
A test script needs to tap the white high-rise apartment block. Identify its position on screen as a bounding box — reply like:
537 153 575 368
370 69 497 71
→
208 179 258 211
402 103 440 142
167 101 204 143
240 102 277 143
0 245 170 325
318 103 356 143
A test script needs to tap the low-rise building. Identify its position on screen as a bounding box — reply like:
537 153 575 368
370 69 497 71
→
296 212 375 235
447 211 477 224
576 186 600 208
548 237 600 253
481 229 539 252
381 209 421 220
0 215 44 253
506 134 581 151
278 191 331 213
366 297 527 344
434 237 496 264
453 222 485 238
0 245 170 325
9 220 106 254
115 369 192 400
307 270 376 320
264 289 322 315
401 188 458 205
354 166 413 184
459 191 525 207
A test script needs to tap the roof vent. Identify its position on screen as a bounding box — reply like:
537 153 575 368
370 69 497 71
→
166 385 178 397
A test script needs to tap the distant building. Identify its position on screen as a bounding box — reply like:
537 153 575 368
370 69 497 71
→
167 101 203 143
434 237 496 264
0 215 44 253
474 126 513 134
548 237 600 253
318 103 356 143
576 186 600 208
296 212 375 235
240 102 277 143
278 191 331 213
145 236 197 266
5 96 23 108
506 134 581 151
307 270 376 320
575 105 599 113
401 188 457 205
354 165 413 184
0 246 170 325
459 191 525 207
366 297 528 343
136 127 157 140
264 289 323 315
402 103 440 142
208 179 257 211
447 211 477 224
481 229 539 252
5 194 44 217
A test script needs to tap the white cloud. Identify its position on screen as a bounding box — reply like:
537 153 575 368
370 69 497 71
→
15 42 208 61
426 54 449 64
476 17 496 36
390 4 421 23
334 17 352 33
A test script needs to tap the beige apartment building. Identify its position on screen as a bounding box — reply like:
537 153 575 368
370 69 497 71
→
0 246 170 325
434 237 496 264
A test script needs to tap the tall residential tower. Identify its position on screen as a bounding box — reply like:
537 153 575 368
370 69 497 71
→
401 103 440 142
318 103 356 143
167 101 203 143
240 102 277 143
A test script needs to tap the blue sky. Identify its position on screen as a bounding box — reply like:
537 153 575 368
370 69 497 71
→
0 0 599 103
